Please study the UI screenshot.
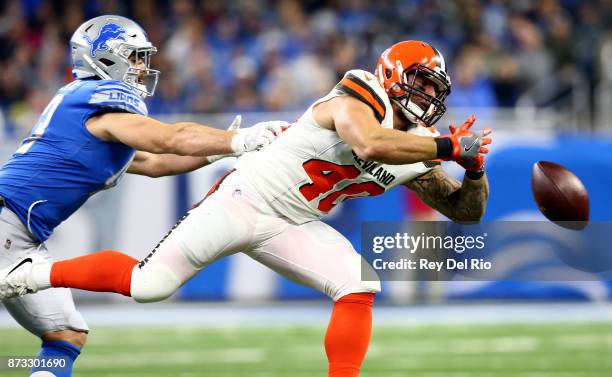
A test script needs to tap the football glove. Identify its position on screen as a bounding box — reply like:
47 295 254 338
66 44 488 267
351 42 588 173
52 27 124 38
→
208 117 289 163
231 119 287 154
438 115 491 171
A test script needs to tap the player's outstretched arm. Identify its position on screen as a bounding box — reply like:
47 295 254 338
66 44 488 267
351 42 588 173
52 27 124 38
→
87 112 236 156
126 118 288 177
326 97 489 167
87 113 283 159
127 152 211 177
405 165 490 222
127 115 237 177
329 96 440 165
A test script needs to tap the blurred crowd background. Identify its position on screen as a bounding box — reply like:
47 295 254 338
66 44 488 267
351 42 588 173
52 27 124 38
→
1 0 611 137
0 0 611 304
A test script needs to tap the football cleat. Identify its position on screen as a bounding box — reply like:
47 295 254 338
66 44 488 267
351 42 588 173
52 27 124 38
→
0 254 49 299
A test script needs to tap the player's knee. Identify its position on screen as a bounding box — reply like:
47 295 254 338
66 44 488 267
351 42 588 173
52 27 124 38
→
333 253 381 300
41 329 88 349
361 278 381 294
360 258 381 292
130 263 182 303
334 279 381 301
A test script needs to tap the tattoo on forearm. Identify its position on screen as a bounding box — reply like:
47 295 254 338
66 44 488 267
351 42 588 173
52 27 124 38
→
406 166 489 222
454 173 489 222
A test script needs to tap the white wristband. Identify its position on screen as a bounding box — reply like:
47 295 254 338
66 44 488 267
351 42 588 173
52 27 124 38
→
230 131 246 154
206 154 225 163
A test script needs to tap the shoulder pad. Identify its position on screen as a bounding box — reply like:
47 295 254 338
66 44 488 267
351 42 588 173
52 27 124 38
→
334 70 388 123
88 80 148 116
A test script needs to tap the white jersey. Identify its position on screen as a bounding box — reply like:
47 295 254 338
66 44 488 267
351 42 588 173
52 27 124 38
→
235 69 438 224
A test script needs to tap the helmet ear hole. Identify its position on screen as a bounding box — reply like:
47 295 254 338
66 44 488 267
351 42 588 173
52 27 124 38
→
99 58 115 67
385 69 392 79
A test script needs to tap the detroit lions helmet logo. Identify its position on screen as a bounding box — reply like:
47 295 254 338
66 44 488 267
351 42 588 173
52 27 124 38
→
85 23 127 57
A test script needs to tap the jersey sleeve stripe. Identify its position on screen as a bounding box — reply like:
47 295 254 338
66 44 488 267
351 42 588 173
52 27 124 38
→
335 74 386 122
90 101 140 114
94 87 138 97
89 85 148 116
96 82 137 91
96 82 144 99
89 94 148 116
94 84 140 95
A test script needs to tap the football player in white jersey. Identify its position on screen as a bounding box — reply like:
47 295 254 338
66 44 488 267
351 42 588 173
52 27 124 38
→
1 41 491 377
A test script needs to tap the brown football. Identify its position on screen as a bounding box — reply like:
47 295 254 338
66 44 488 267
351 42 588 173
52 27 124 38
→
531 161 589 229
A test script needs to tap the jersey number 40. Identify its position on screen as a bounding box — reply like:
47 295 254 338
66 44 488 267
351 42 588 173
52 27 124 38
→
299 159 384 212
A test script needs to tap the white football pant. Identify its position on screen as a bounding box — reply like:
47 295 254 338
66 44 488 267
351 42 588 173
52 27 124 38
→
130 170 381 303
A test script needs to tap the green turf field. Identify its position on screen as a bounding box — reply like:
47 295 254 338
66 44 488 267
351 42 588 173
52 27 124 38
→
0 323 610 376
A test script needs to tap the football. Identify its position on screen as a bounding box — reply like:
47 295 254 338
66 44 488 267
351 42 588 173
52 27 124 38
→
531 161 590 229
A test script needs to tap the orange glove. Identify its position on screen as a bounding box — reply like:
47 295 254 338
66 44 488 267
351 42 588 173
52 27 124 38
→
437 115 492 172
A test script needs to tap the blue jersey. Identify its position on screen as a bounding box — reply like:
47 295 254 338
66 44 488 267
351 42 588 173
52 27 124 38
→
0 79 148 242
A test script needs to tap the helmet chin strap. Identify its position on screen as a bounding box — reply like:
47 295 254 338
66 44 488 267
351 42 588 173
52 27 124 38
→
83 55 113 80
124 72 148 98
134 83 148 99
84 54 149 98
405 100 424 121
398 99 436 127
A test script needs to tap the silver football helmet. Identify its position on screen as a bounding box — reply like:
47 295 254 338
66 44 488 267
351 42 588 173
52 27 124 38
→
70 15 159 97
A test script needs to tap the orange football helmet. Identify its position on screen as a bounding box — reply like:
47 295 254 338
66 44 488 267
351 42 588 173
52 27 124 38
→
375 40 451 127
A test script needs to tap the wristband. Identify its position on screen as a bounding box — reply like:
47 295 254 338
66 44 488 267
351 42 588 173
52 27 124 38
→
465 170 484 180
434 137 452 159
206 154 225 163
230 131 245 153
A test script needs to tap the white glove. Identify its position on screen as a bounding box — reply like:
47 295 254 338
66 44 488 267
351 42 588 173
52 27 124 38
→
207 118 290 163
230 120 289 154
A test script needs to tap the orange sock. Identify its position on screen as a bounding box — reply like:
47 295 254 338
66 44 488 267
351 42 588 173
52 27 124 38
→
325 293 375 377
51 250 138 297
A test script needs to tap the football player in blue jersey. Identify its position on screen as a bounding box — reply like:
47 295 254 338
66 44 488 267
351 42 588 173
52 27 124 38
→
0 15 283 377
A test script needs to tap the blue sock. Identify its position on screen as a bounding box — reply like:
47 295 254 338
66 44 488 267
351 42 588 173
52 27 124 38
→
30 340 81 377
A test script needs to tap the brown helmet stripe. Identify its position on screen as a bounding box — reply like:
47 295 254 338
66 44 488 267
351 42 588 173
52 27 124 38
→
430 45 446 71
